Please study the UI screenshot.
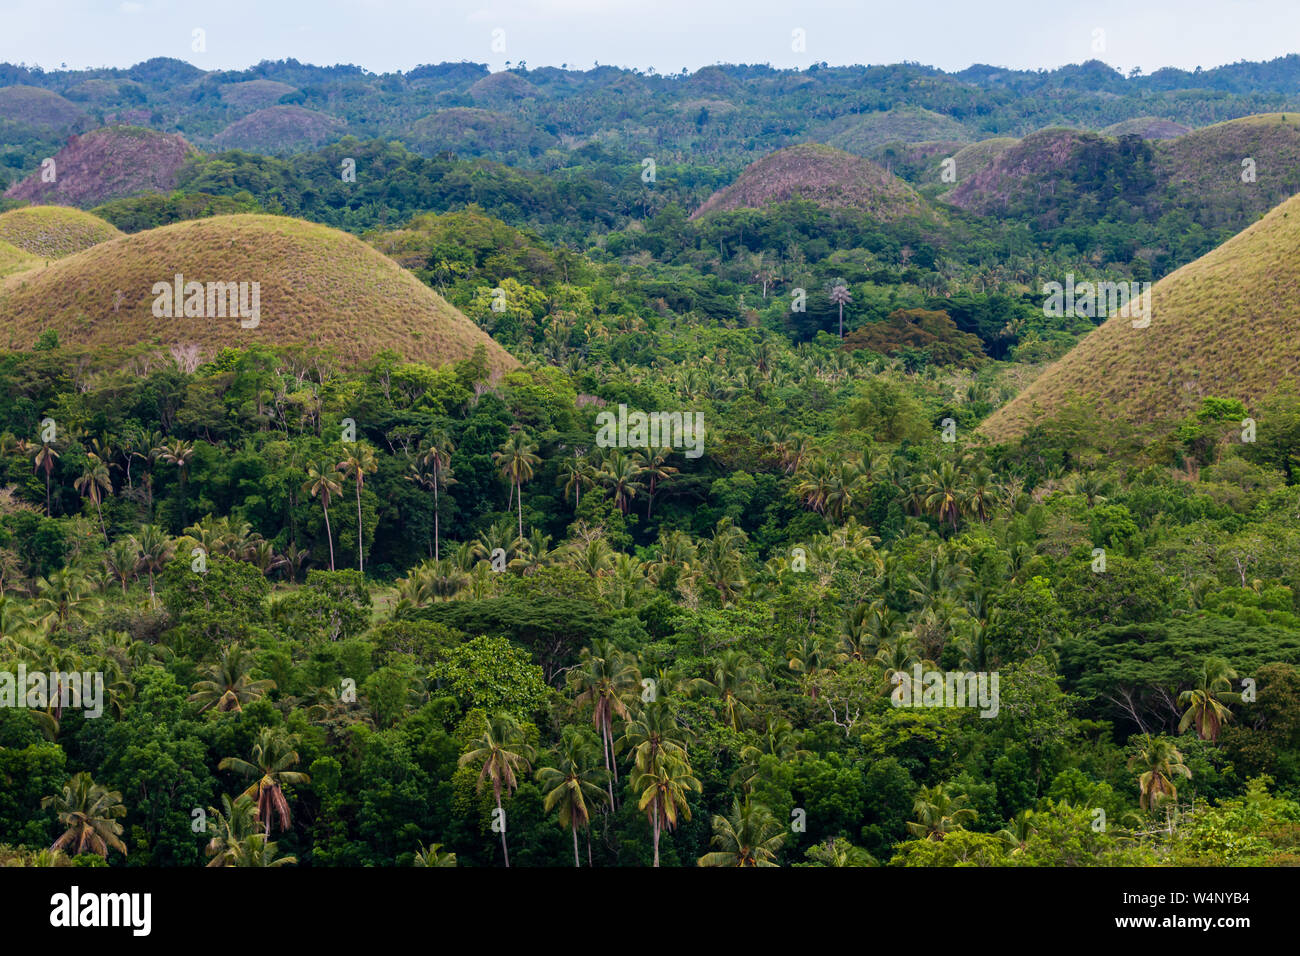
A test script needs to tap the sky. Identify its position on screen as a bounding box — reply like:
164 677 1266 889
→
0 0 1296 77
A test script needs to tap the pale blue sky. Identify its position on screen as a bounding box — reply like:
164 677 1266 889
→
0 0 1295 77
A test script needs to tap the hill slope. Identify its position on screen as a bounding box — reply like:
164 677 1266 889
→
212 105 345 152
0 206 123 258
980 193 1300 441
0 85 87 130
4 127 196 206
690 143 929 221
0 238 40 278
0 214 517 374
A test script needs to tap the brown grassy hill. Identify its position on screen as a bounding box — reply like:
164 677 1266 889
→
690 143 930 221
946 128 1094 214
826 107 972 153
212 105 344 152
1102 116 1190 139
979 192 1300 442
219 79 300 109
0 214 516 375
0 238 40 278
0 206 123 258
0 85 87 130
4 127 196 206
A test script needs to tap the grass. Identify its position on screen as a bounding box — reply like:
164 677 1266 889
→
0 213 518 375
0 206 123 258
212 106 345 152
0 238 40 278
4 126 196 207
0 85 86 129
824 107 972 153
979 191 1300 441
691 143 930 221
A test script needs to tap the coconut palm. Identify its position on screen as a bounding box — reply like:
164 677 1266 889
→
408 433 455 560
1178 656 1241 742
557 448 594 512
131 524 173 608
412 842 457 867
829 282 853 340
157 439 195 523
74 453 112 541
204 792 258 866
701 649 763 731
103 537 139 595
599 449 644 516
336 442 378 572
697 798 786 867
219 727 311 838
493 432 540 539
41 772 127 859
1128 735 1192 810
535 728 608 867
32 439 60 516
302 461 343 572
631 753 701 867
458 713 533 867
997 809 1038 854
188 644 276 713
907 783 977 841
640 447 678 519
569 639 640 808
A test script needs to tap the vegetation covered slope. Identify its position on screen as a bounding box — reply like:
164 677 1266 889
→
690 143 930 221
980 191 1300 441
212 105 346 152
0 236 39 277
0 213 517 373
0 205 123 258
3 126 196 206
0 84 87 130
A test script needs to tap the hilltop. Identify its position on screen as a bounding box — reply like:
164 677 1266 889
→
212 105 345 152
4 127 196 207
690 143 929 221
0 213 517 374
0 206 123 258
0 85 87 130
824 107 972 154
980 192 1300 441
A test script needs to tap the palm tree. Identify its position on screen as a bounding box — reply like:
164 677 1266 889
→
907 783 976 840
74 453 112 541
412 842 458 867
557 449 594 512
1178 657 1241 742
493 432 540 539
336 442 378 572
829 282 853 340
631 753 701 867
701 649 762 731
535 729 608 867
599 450 644 516
41 772 127 859
621 699 689 775
408 433 455 560
458 713 533 867
157 439 195 523
1128 735 1191 810
640 447 678 520
302 461 343 572
219 727 311 838
221 833 298 867
569 639 640 809
131 524 173 608
103 537 138 595
997 809 1038 854
204 792 258 866
697 798 786 866
32 439 59 516
922 460 966 531
188 645 276 713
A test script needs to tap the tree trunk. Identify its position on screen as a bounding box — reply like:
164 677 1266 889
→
355 482 364 572
652 805 661 867
572 820 580 867
497 795 510 867
323 504 335 572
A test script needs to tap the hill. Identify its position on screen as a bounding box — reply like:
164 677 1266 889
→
0 213 517 374
945 128 1098 215
825 107 972 153
212 105 345 152
467 71 544 105
1102 116 1191 139
979 192 1300 441
4 127 196 206
0 206 123 258
405 107 557 160
0 237 40 277
0 85 87 130
219 79 301 109
690 143 929 221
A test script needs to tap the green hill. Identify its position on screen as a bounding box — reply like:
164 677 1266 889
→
0 205 124 258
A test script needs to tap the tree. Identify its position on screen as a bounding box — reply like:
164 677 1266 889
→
41 772 127 859
697 798 786 867
829 282 853 340
1128 735 1191 810
458 713 534 867
103 537 139 595
1178 656 1241 742
188 644 276 713
32 439 59 517
74 453 112 541
631 753 700 867
907 783 976 840
409 433 455 560
535 728 607 866
157 439 195 524
493 432 541 539
569 639 639 809
413 842 457 867
336 442 378 573
132 524 174 607
303 461 343 572
219 728 311 838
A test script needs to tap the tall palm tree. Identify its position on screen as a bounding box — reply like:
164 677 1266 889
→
557 448 594 512
203 792 258 866
922 460 966 531
907 783 977 841
74 453 112 541
302 461 343 572
829 282 853 340
1178 657 1241 742
697 798 786 867
103 537 139 595
458 713 533 867
535 729 608 867
219 727 311 838
631 753 701 867
409 433 455 560
493 432 541 539
701 649 763 731
621 699 689 776
41 772 127 859
599 450 644 516
157 439 195 524
1128 735 1191 810
336 442 378 572
640 447 678 520
188 644 276 713
569 639 640 809
32 439 60 516
131 524 173 608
